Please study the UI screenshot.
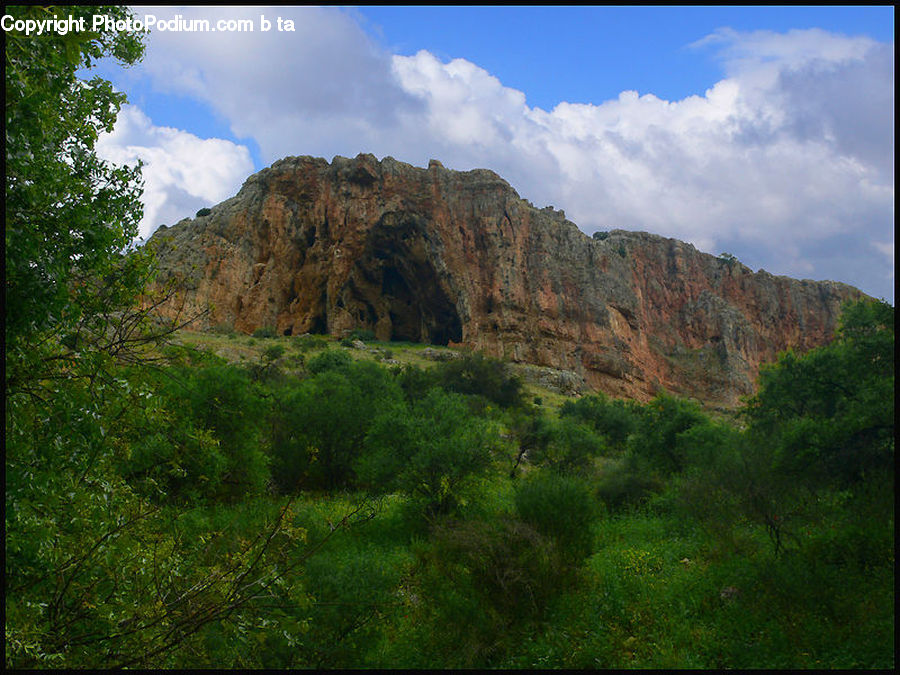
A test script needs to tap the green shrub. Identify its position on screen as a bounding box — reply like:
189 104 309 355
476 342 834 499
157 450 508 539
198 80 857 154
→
195 207 212 217
595 458 665 511
559 392 641 453
514 471 599 562
626 393 710 475
718 252 738 266
391 518 563 667
306 348 353 374
270 360 403 491
181 364 270 499
211 321 235 336
527 416 607 475
358 388 499 519
300 542 411 668
293 334 329 352
397 363 440 402
433 352 525 409
244 343 288 383
349 328 377 342
252 325 277 338
122 364 270 502
263 344 285 362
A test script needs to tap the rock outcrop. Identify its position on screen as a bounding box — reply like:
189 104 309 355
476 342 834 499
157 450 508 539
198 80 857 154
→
148 153 868 406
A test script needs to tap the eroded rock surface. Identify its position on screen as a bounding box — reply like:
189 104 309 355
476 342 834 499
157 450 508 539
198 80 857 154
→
148 153 867 405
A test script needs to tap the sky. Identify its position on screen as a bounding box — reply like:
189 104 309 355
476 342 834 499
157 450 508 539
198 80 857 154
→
91 6 894 302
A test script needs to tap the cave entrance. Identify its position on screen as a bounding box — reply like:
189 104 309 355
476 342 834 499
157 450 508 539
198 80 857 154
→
382 262 462 345
345 214 463 346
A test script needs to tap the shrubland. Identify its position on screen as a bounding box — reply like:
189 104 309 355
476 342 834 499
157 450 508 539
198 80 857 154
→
5 7 893 668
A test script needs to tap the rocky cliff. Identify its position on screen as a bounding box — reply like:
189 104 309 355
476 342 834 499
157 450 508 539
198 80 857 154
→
147 153 868 406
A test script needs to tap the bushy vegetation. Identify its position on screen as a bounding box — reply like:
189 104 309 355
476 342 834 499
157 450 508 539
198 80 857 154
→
4 8 894 668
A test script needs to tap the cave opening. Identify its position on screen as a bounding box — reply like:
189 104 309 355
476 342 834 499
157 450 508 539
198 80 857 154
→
345 215 463 346
380 262 462 345
309 314 327 335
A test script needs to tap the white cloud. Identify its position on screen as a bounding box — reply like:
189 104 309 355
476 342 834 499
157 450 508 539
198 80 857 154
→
135 6 420 162
96 106 253 240
108 8 893 300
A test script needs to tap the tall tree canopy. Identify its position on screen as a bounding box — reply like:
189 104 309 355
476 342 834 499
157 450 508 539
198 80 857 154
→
5 5 146 392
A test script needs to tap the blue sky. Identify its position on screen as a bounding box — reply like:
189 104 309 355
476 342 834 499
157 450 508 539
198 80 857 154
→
355 6 894 109
91 6 894 301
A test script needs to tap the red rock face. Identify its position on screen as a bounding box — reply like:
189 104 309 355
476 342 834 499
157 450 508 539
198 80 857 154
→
148 154 867 406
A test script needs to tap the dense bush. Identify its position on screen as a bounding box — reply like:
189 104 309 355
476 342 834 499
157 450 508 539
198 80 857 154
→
396 363 441 402
387 518 563 667
738 299 894 557
179 364 271 499
306 348 354 374
526 416 607 475
358 388 500 518
292 334 330 352
349 328 377 342
594 458 666 511
746 299 893 491
270 360 403 491
559 392 641 453
626 393 710 475
514 471 599 562
433 352 525 409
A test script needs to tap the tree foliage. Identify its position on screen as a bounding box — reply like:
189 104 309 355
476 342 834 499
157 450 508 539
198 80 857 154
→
4 8 313 668
359 389 500 517
745 299 894 489
737 299 894 555
514 471 599 562
433 352 525 409
270 360 404 492
626 392 710 475
559 392 641 453
6 6 146 370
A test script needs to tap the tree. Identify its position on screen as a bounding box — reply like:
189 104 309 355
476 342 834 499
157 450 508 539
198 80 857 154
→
4 8 311 667
525 416 607 475
559 392 641 454
5 6 148 384
433 352 525 409
270 360 404 491
745 299 894 489
358 389 500 518
625 392 710 475
514 471 599 562
738 300 894 556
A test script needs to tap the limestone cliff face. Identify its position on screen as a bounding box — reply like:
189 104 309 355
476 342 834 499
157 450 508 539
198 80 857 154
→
148 153 867 405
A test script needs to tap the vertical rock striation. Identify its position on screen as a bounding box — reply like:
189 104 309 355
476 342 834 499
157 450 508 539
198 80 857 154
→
148 153 868 406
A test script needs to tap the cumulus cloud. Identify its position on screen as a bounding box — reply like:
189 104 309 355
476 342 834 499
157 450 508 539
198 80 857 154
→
134 6 421 162
96 106 254 240
110 7 893 300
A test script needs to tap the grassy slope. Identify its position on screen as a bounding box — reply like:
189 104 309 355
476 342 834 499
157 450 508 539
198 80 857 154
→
170 329 577 412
